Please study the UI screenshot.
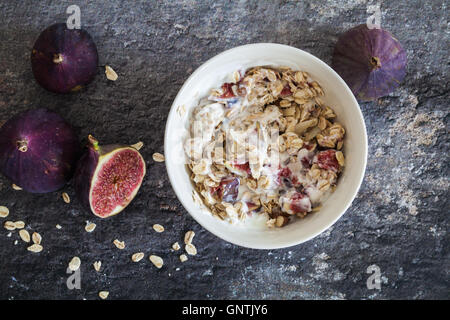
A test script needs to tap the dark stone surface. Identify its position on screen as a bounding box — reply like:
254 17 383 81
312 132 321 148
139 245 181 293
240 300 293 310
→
0 0 448 300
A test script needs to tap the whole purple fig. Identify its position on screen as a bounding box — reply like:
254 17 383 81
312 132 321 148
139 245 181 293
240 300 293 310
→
332 24 407 101
31 23 98 93
0 108 80 193
74 135 146 218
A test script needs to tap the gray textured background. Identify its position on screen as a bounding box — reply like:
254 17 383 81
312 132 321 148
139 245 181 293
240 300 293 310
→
0 0 448 300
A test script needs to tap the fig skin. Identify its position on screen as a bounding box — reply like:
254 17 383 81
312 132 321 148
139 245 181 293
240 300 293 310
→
74 135 146 218
332 24 407 101
0 108 81 193
31 23 98 93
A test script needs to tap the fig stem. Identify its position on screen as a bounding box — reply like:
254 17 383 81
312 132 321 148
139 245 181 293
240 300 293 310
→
16 140 28 152
53 53 64 64
88 135 100 151
130 141 144 151
370 56 381 70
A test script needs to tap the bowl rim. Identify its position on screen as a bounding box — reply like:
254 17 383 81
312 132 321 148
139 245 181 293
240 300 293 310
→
164 42 368 249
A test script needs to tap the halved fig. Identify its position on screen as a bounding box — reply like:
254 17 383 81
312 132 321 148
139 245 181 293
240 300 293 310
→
0 108 80 193
74 135 146 218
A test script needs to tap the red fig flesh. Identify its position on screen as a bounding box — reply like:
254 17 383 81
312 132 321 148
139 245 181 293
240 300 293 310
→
74 136 146 218
0 108 80 193
31 23 98 93
332 24 407 101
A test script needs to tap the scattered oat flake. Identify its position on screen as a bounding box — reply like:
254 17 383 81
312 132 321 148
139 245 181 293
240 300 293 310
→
177 104 186 117
105 65 118 81
12 184 22 190
4 221 16 230
99 291 109 299
69 256 81 271
32 232 42 244
152 152 165 162
131 252 145 262
172 242 180 251
0 206 9 218
62 192 70 204
56 224 62 229
85 222 97 233
27 244 43 253
180 254 188 262
184 231 195 245
19 229 30 243
113 239 125 249
153 224 164 233
185 243 197 256
93 261 102 272
14 221 25 229
149 255 163 268
192 190 202 205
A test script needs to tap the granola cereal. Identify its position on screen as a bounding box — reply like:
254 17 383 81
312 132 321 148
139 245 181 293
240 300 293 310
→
32 232 42 244
105 65 118 81
131 252 145 262
113 239 125 249
153 224 165 233
12 184 22 191
184 66 345 228
19 229 31 243
4 221 16 230
62 192 70 204
85 222 97 233
93 261 102 272
0 206 10 218
149 255 163 268
27 244 43 253
14 221 25 229
69 256 81 271
152 152 165 162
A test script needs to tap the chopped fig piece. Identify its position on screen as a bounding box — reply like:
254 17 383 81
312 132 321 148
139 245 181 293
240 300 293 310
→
245 201 258 211
234 162 251 175
74 135 146 218
236 85 247 97
215 177 240 203
301 156 312 169
218 83 235 99
280 85 292 97
315 150 339 172
304 142 315 150
289 192 312 214
277 167 292 185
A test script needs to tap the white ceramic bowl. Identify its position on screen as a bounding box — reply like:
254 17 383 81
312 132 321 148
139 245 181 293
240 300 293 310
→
164 43 367 249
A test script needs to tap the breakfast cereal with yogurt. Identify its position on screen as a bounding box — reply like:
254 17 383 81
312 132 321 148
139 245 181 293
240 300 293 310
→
184 66 345 228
